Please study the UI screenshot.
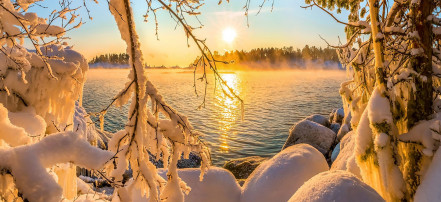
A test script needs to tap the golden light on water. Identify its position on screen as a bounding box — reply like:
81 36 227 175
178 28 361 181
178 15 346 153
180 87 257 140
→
214 73 242 152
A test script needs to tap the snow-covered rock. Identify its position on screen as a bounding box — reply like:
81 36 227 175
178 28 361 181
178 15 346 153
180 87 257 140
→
288 170 384 202
157 167 241 202
305 114 330 127
337 123 350 141
242 144 329 202
223 156 268 179
332 108 345 124
282 120 336 155
331 142 340 162
331 131 361 178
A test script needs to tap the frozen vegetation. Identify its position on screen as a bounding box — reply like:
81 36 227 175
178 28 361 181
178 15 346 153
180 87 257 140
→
1 0 441 201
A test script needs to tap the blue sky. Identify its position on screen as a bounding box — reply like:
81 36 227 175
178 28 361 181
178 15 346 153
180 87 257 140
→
30 0 349 66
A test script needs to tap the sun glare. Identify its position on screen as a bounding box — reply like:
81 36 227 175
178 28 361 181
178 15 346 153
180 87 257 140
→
222 27 237 44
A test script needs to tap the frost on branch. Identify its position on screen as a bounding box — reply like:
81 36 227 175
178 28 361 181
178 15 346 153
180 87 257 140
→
105 0 210 201
0 130 113 202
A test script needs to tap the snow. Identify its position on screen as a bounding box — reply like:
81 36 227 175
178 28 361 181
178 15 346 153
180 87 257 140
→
0 104 32 146
156 167 241 202
0 132 113 202
8 107 46 137
415 142 441 202
331 131 362 178
398 120 437 156
242 144 329 202
354 87 406 201
288 170 384 202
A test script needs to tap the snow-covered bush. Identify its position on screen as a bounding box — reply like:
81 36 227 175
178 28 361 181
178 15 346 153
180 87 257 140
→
303 0 441 201
0 0 230 201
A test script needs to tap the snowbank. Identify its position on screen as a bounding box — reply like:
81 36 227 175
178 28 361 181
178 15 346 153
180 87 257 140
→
415 143 441 202
283 120 336 155
157 167 241 202
242 144 329 202
331 131 361 178
288 170 384 202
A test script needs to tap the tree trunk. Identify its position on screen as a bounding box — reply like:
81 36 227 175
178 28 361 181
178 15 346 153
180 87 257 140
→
399 1 434 200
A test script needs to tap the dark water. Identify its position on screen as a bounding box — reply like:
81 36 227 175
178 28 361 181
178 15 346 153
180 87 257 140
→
83 69 347 166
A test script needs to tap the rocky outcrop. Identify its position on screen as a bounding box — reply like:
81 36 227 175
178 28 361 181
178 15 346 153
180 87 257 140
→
223 156 268 179
282 120 336 155
330 108 345 124
305 114 331 127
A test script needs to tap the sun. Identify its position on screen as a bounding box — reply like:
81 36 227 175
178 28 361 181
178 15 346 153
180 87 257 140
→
222 27 237 44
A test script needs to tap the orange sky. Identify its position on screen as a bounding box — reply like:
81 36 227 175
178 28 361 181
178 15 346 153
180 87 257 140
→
37 0 347 66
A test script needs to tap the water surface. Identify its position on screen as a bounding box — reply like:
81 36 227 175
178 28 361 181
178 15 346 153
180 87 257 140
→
83 69 347 166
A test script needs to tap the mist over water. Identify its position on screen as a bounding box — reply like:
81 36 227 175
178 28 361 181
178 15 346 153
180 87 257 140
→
83 69 347 166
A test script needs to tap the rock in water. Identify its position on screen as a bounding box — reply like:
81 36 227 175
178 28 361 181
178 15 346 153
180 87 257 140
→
330 123 341 134
282 120 336 155
305 114 331 127
223 156 268 179
337 123 350 141
242 144 329 202
288 170 384 202
333 108 345 124
149 151 202 168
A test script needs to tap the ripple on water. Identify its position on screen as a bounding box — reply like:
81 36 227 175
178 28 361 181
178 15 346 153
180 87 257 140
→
83 69 346 166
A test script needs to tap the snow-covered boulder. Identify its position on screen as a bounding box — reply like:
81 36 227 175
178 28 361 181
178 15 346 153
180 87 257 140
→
157 167 241 202
331 131 361 178
288 170 384 202
242 144 329 202
305 114 330 127
282 120 336 155
331 142 340 162
223 156 268 179
331 108 345 124
337 123 350 141
330 123 341 134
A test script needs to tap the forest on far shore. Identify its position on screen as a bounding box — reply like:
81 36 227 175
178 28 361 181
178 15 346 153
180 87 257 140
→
89 45 341 69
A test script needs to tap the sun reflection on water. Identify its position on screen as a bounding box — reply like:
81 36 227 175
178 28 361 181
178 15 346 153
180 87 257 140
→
214 73 242 153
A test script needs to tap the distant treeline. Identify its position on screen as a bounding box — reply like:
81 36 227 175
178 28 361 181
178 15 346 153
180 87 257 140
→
90 45 340 69
192 45 340 69
216 45 338 64
89 53 129 64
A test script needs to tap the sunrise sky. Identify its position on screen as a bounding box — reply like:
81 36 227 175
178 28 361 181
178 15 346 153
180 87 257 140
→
31 0 348 66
